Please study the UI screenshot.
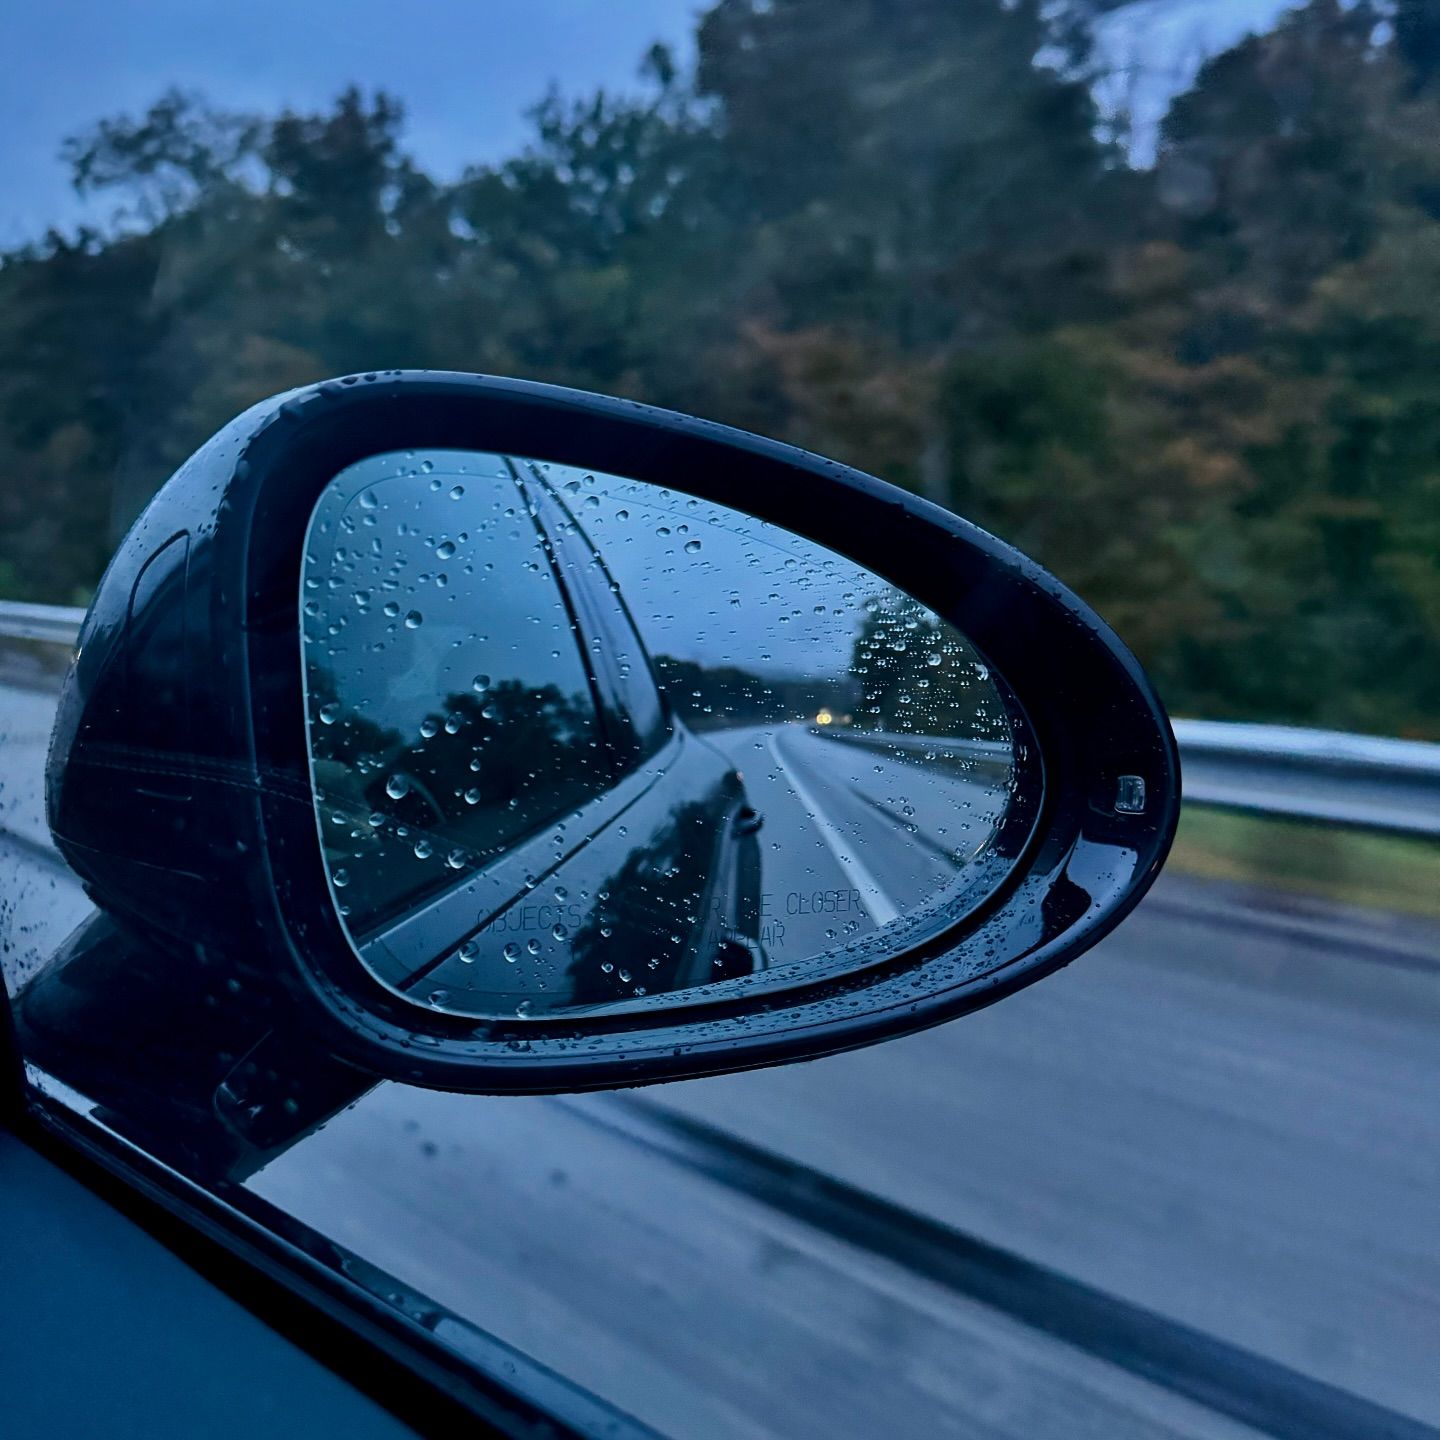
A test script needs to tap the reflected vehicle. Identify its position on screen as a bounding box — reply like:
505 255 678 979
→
306 453 767 1019
303 452 1029 1022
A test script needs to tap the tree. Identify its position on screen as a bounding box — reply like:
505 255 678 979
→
3 0 1438 737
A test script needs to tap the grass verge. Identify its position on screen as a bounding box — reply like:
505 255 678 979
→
1167 806 1440 920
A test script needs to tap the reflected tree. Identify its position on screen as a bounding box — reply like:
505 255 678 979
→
849 597 1004 740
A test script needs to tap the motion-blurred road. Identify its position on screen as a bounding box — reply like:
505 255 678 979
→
3 678 1438 1439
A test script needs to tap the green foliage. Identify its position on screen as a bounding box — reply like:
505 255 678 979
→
1169 807 1440 920
1 0 1437 737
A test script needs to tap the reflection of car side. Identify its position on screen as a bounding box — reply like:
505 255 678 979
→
330 457 765 1017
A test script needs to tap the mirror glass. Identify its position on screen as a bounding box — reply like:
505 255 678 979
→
301 450 1038 1020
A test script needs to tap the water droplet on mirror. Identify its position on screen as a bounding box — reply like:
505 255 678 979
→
445 849 465 869
526 938 541 956
318 702 340 724
435 540 456 560
516 1000 533 1017
684 539 702 554
458 941 478 963
449 485 464 499
503 943 520 963
413 838 433 859
383 601 400 618
333 868 350 888
404 610 423 629
386 774 411 800
428 988 449 1007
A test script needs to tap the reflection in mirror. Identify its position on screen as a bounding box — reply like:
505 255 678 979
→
301 451 1038 1020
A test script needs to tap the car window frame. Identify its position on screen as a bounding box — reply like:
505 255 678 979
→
1 993 656 1439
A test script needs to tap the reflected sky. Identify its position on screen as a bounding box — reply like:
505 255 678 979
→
530 459 879 680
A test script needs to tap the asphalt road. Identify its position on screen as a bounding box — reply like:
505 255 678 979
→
3 679 1438 1438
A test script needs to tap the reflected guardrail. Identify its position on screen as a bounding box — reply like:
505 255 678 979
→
809 727 1013 769
4 601 1439 839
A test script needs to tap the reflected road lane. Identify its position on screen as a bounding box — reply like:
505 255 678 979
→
705 722 1011 964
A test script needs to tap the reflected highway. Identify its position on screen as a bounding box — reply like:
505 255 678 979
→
4 679 1439 1439
705 721 1011 963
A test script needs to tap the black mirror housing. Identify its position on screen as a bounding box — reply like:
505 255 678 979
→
45 372 1179 1094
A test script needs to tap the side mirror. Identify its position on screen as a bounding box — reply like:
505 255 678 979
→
41 373 1178 1095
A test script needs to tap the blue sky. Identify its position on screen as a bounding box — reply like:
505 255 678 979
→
0 0 700 246
1 0 1301 248
1092 0 1301 163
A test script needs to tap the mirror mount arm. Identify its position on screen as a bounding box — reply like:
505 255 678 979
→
15 912 373 1184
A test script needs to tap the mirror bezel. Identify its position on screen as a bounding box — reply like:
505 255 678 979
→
49 371 1179 1093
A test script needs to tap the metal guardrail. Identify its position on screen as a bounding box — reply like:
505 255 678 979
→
1174 719 1440 838
2 602 1437 839
0 601 89 646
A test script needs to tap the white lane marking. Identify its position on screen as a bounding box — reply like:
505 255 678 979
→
766 732 900 928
